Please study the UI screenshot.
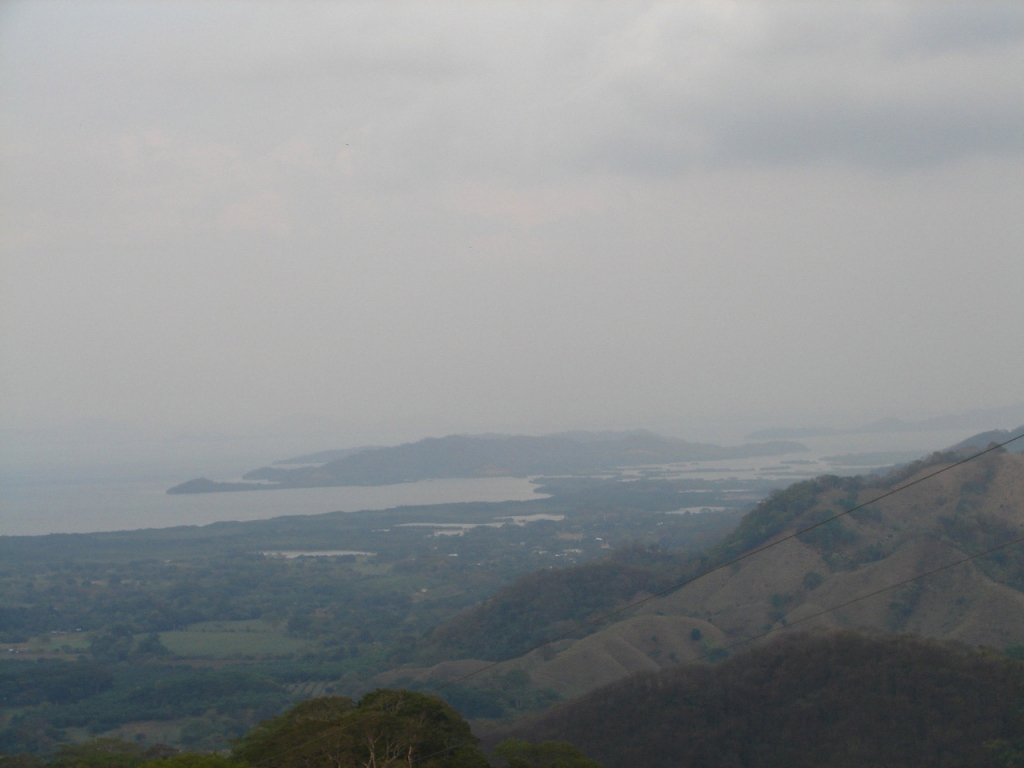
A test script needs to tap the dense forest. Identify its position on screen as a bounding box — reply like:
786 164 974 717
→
4 431 1024 762
425 547 693 661
0 689 603 768
10 633 1024 767
0 477 755 752
0 479 751 647
362 446 1024 716
419 448 1024 671
493 631 1024 768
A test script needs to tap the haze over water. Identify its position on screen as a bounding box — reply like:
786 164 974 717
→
0 426 985 537
0 475 544 537
3 3 1023 483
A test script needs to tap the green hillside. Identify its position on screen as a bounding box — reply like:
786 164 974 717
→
492 631 1024 768
399 446 1024 704
0 476 750 752
423 547 692 662
6 430 1023 754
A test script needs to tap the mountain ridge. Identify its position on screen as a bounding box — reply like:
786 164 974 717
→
391 432 1024 704
167 430 805 494
486 631 1024 768
748 403 1024 440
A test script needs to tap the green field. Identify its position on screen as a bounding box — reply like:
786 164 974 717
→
158 620 314 658
0 477 758 753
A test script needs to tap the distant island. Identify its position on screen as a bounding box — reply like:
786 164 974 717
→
167 430 806 494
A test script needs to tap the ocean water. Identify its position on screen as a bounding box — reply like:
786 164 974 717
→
0 475 546 537
0 426 982 537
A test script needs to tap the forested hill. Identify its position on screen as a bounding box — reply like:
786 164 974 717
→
951 424 1024 454
490 631 1024 768
397 443 1024 702
167 430 805 493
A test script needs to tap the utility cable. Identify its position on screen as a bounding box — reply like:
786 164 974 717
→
675 530 1024 669
252 432 1024 765
409 528 1024 766
433 432 1024 692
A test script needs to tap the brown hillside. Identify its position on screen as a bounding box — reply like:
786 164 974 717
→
464 451 1024 700
640 451 1024 647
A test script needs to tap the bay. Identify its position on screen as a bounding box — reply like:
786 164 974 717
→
0 475 544 536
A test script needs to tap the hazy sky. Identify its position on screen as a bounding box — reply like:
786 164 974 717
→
2 1 1024 451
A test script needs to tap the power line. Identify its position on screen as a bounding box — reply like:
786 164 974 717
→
410 527 1024 766
675 529 1024 669
252 432 1024 765
433 433 1024 691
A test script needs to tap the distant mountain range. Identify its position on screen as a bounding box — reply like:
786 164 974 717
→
950 424 1024 454
748 402 1024 440
166 430 806 494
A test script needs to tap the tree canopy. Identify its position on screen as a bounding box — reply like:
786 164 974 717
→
492 739 603 768
231 691 490 768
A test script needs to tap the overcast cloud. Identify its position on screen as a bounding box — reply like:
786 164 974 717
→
2 1 1023 458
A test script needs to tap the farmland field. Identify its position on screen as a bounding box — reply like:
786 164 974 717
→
159 620 313 658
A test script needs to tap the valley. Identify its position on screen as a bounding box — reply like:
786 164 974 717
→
3 427 1024 761
0 473 753 752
